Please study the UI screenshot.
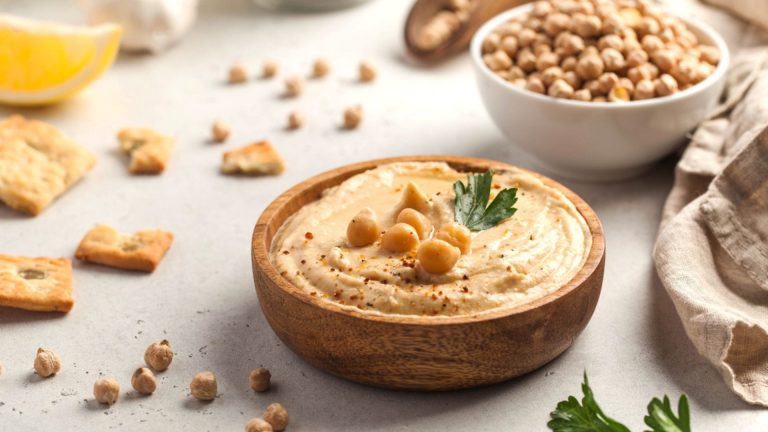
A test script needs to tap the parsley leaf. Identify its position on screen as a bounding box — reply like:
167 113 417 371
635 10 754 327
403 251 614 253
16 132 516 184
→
548 373 693 432
453 170 518 231
548 372 630 432
644 395 690 432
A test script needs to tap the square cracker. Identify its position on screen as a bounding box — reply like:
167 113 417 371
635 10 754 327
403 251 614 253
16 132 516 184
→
118 127 174 174
0 255 74 312
0 115 96 215
221 140 285 175
75 224 174 272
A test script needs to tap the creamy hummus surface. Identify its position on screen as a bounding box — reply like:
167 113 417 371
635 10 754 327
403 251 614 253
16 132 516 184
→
270 162 591 317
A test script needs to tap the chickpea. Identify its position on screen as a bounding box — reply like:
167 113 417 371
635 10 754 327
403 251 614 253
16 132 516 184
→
287 111 304 130
228 63 248 84
381 223 420 253
516 49 537 72
211 120 230 143
34 348 61 378
262 60 278 78
508 66 526 80
624 37 642 53
190 371 217 401
131 367 157 395
245 418 274 432
561 56 578 72
641 35 664 53
534 43 552 57
659 27 675 43
638 16 661 36
585 79 603 97
572 13 601 38
618 7 642 28
617 77 635 93
543 13 570 37
531 1 552 17
346 208 381 247
482 32 501 53
699 45 720 65
342 105 364 129
484 50 512 71
500 36 519 57
572 88 592 101
417 239 461 274
144 339 173 371
601 15 623 35
598 34 624 52
93 378 120 405
562 70 582 89
601 48 625 72
396 208 433 239
250 367 271 392
548 79 575 98
634 79 656 99
263 403 289 432
576 55 604 80
593 96 608 102
579 46 599 59
626 49 648 68
312 58 331 78
511 77 527 87
498 21 523 37
692 63 715 84
555 33 585 56
399 181 431 213
524 17 544 32
517 28 537 47
608 86 630 102
435 222 471 254
525 76 546 94
652 49 676 73
284 76 304 98
655 74 678 96
359 60 377 82
541 66 564 86
597 72 620 94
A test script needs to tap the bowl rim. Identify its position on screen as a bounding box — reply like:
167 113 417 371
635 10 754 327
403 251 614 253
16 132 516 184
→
469 3 731 109
252 155 606 326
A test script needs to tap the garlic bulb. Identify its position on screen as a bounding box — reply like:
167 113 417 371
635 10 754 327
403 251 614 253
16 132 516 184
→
80 0 198 54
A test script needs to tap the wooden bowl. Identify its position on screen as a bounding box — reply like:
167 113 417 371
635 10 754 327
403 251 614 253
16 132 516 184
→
252 156 605 391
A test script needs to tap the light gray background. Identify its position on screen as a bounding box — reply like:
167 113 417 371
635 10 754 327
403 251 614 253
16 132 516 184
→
0 0 766 430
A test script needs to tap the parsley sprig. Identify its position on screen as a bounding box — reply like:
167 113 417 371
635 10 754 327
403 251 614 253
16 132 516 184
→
453 170 518 231
548 372 691 432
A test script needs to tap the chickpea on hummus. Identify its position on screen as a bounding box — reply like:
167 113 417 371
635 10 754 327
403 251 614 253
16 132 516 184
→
270 162 591 317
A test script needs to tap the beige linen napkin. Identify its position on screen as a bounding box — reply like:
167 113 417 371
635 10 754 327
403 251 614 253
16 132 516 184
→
654 43 768 406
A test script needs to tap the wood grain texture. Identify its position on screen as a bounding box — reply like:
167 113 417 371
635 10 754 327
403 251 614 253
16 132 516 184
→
404 0 531 64
252 156 605 391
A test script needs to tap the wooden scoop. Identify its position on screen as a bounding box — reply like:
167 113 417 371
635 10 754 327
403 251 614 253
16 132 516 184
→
404 0 532 64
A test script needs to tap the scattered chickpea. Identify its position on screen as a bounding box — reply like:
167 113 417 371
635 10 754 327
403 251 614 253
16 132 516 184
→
381 223 420 253
435 222 471 254
211 120 230 143
145 339 173 371
312 58 331 78
263 403 289 432
418 239 461 274
250 367 271 392
228 63 248 84
347 208 381 247
359 61 377 82
131 367 157 395
34 348 61 378
396 208 433 240
190 371 217 401
245 418 274 432
343 105 363 129
262 60 279 78
287 111 304 130
284 76 304 98
93 378 120 405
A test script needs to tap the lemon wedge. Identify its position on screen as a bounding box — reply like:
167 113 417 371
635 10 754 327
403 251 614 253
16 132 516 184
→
0 15 122 106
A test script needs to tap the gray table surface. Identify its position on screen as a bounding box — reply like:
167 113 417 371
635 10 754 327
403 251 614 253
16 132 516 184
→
1 0 766 430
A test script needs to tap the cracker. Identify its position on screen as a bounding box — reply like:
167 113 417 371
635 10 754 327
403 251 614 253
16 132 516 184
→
118 127 174 174
221 140 285 176
75 224 173 272
0 115 96 215
0 255 74 312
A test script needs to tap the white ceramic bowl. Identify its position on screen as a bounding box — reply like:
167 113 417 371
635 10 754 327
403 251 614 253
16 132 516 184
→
470 5 729 181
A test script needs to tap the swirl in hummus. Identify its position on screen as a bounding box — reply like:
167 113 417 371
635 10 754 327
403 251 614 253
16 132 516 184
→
270 162 591 317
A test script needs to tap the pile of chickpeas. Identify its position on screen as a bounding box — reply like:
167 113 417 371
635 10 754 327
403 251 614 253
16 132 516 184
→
481 0 720 102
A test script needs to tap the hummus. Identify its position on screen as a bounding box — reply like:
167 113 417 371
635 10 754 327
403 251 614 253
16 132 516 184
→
270 162 591 317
